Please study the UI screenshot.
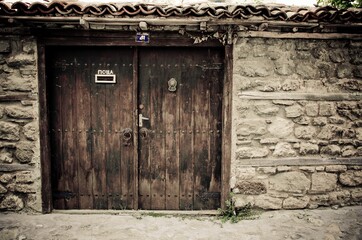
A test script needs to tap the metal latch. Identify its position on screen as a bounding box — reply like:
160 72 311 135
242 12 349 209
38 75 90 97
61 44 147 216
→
139 113 149 127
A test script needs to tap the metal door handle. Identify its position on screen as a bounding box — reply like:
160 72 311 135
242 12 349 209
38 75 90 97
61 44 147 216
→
139 113 149 127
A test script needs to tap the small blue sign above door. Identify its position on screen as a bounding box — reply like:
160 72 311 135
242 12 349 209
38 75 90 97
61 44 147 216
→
136 33 149 43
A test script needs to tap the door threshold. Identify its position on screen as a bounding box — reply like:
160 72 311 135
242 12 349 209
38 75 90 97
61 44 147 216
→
52 209 218 216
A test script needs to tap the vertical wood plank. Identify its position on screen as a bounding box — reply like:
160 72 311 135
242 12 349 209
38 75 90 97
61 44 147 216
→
164 49 180 210
149 49 166 210
91 54 107 209
179 50 194 210
221 45 233 209
39 44 53 213
207 49 224 209
49 50 65 209
132 47 139 210
75 51 93 209
138 49 151 210
105 49 122 210
193 49 211 210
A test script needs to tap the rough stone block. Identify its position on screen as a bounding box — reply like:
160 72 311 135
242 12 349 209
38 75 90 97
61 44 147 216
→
268 117 294 138
22 41 36 54
237 59 273 77
257 167 276 174
273 142 297 157
7 183 34 193
295 126 316 140
2 75 34 92
275 62 294 76
339 171 362 187
317 125 343 140
283 196 309 209
234 195 255 208
341 145 357 157
277 166 292 172
311 172 337 193
254 195 282 210
353 65 362 78
272 100 295 106
5 107 34 119
299 166 315 173
234 181 267 195
296 63 319 79
0 149 13 163
15 143 34 163
309 194 330 206
293 116 310 125
337 64 353 78
236 119 267 136
328 190 350 205
305 103 319 117
0 194 24 211
260 138 279 144
255 103 279 116
0 183 7 194
15 171 33 183
321 145 341 156
316 166 325 171
285 105 304 118
336 101 357 110
269 171 310 193
299 142 319 155
236 147 269 159
0 40 11 53
0 174 14 184
312 117 327 126
328 117 345 125
0 122 20 141
329 50 345 63
6 53 35 68
281 80 299 91
350 188 362 202
319 102 335 117
23 122 38 141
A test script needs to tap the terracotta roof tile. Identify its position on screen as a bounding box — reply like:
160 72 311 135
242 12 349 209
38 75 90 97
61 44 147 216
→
0 1 361 23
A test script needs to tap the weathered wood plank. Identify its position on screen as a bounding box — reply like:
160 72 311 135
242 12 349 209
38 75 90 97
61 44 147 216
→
91 53 107 209
38 44 53 213
75 51 93 210
207 49 224 209
0 164 33 172
238 91 362 101
138 49 152 210
221 45 232 209
236 157 362 167
179 51 194 210
149 49 166 210
0 94 34 102
164 50 180 210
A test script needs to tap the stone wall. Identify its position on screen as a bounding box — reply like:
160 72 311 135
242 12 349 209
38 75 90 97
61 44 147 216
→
232 37 362 209
0 36 41 212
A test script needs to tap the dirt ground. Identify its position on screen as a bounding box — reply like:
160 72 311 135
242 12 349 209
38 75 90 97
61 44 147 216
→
0 206 361 240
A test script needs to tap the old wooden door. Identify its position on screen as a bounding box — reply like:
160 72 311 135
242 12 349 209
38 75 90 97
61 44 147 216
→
48 46 223 210
138 48 223 210
48 47 136 210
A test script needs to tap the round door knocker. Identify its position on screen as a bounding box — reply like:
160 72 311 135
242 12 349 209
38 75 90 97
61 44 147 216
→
121 128 133 146
168 78 177 92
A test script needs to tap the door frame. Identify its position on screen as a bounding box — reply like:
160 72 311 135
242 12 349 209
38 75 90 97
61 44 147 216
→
37 30 232 213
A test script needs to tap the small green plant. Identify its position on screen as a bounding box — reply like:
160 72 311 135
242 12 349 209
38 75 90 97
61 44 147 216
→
218 194 254 223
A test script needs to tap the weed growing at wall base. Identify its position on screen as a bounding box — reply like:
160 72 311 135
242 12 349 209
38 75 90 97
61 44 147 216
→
218 194 259 223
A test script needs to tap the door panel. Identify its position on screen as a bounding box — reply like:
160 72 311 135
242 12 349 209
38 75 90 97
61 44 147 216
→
48 47 136 209
48 46 223 210
138 48 223 210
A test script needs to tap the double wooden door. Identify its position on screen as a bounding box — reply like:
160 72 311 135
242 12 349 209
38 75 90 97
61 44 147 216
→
47 46 224 210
